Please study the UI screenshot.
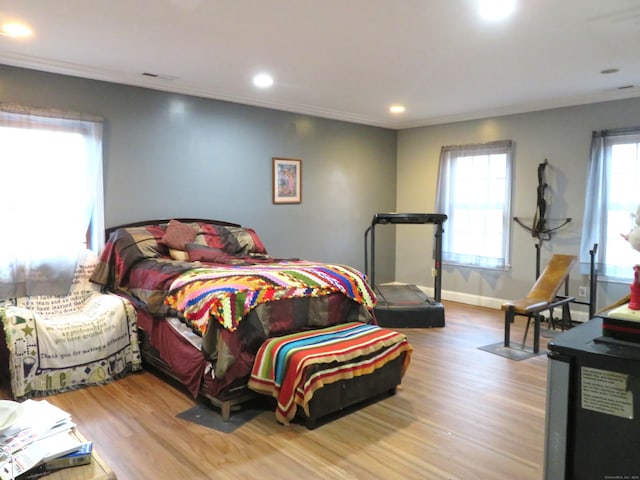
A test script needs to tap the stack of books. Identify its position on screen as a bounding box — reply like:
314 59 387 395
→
0 399 92 479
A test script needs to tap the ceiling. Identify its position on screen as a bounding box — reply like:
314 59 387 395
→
1 0 640 129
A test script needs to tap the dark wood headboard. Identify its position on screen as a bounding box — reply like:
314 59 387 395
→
105 218 241 239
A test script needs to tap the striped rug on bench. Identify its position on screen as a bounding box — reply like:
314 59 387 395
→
248 322 412 424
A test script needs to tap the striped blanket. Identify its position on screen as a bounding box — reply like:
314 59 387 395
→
248 322 412 425
165 262 376 333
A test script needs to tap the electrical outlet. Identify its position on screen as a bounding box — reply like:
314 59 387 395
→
578 286 588 298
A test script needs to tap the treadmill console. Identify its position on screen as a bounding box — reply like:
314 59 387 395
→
372 212 447 225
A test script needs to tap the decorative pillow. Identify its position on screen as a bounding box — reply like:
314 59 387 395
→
160 219 198 250
223 226 268 255
91 225 167 290
186 244 231 263
193 223 226 250
169 248 190 262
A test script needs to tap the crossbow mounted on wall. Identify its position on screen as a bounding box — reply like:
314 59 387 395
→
514 159 572 243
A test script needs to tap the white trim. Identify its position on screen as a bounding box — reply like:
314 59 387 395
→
416 285 591 322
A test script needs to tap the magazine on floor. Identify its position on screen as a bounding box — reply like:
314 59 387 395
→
0 399 86 480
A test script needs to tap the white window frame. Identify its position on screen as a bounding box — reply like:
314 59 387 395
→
436 140 513 270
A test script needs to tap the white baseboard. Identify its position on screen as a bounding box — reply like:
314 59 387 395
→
416 285 504 310
416 285 591 323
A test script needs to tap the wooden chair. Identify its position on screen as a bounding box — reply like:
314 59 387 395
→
502 254 577 353
0 250 142 399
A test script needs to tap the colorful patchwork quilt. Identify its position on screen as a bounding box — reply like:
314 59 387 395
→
165 262 376 333
248 322 412 424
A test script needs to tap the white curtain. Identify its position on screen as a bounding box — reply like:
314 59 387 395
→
0 104 104 298
580 128 640 279
579 132 608 275
436 140 513 270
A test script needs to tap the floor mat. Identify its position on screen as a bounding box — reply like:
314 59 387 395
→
479 324 565 361
176 399 266 433
478 342 547 361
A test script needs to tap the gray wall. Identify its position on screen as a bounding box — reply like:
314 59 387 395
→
0 65 398 280
396 98 640 313
6 63 636 312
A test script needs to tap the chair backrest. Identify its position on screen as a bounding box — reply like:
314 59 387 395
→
14 250 100 316
527 254 577 302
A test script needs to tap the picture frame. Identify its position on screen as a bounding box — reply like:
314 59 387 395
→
272 157 302 204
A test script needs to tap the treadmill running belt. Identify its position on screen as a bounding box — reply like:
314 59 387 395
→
374 285 444 328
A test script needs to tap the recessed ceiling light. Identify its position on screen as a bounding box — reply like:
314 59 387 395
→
389 105 406 114
253 73 274 88
1 23 33 38
478 0 516 21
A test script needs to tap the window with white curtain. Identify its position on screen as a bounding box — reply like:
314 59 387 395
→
580 128 640 280
0 104 104 298
436 140 513 270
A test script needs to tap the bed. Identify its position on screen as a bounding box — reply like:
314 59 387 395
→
91 218 377 419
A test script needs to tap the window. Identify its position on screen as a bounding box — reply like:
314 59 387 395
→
581 129 640 280
0 105 104 298
436 140 513 270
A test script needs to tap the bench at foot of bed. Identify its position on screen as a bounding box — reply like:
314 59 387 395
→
248 322 413 428
301 352 405 429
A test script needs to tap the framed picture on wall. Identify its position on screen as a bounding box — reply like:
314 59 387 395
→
272 157 302 204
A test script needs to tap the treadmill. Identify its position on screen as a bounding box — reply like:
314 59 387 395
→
364 213 447 328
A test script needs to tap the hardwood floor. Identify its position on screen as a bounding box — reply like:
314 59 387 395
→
0 302 550 479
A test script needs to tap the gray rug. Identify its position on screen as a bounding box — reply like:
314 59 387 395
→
176 400 265 433
478 342 547 361
479 324 563 361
